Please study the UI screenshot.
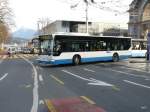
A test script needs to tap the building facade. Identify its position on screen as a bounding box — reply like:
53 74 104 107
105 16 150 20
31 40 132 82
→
39 20 127 36
128 0 150 39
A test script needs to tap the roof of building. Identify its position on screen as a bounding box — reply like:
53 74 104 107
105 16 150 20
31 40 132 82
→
129 0 142 10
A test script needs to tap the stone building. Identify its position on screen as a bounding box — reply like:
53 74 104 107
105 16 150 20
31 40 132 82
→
128 0 150 39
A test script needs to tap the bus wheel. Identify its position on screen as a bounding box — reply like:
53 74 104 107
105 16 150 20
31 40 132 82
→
112 53 119 62
73 55 81 65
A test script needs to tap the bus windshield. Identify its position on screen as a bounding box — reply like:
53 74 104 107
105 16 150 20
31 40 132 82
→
40 35 53 55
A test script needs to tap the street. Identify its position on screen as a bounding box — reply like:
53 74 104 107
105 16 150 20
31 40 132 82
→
0 55 150 112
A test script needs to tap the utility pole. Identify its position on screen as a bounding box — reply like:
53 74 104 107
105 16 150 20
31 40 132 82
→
85 0 89 34
37 21 40 35
71 0 95 34
84 0 95 34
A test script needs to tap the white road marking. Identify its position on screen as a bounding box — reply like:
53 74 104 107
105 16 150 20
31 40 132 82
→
0 55 7 64
39 75 43 82
39 67 43 70
110 69 150 79
21 56 39 112
120 66 150 74
141 106 148 110
62 70 113 87
36 66 39 70
124 80 150 89
3 55 7 59
13 55 17 58
0 73 8 81
39 100 44 105
84 68 95 73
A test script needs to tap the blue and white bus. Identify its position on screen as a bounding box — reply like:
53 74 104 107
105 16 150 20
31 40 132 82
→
131 39 147 57
36 33 131 65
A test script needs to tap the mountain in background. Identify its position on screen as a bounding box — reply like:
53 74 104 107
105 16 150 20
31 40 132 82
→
10 37 29 44
12 27 37 39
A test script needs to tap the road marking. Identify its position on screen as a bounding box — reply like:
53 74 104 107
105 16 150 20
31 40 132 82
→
13 55 17 59
84 68 95 73
21 56 39 112
45 99 57 112
0 73 8 81
80 96 95 104
39 75 44 82
2 55 7 59
0 55 7 64
124 80 150 89
39 100 44 105
25 84 32 88
51 75 64 85
111 85 120 91
36 66 39 70
120 66 150 74
141 106 148 110
62 70 113 87
110 69 150 79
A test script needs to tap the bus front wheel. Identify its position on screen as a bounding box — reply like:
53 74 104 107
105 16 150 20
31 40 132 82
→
73 55 81 65
112 53 119 62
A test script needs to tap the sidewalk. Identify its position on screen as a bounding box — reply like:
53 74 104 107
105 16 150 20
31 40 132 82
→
129 58 150 63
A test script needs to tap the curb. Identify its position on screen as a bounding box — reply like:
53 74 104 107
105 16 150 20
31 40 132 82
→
129 60 150 63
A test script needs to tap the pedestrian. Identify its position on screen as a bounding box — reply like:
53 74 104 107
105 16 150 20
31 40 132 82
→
7 48 11 57
147 29 150 60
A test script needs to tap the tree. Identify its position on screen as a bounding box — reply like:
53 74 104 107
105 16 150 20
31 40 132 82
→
0 0 13 44
0 23 10 43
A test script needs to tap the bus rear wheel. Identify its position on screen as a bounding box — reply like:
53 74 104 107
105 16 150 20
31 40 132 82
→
112 53 119 62
73 55 81 65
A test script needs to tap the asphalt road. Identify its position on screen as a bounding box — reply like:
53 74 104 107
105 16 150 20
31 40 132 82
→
0 54 150 112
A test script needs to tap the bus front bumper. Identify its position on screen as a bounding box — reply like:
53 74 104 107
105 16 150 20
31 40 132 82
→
37 59 56 66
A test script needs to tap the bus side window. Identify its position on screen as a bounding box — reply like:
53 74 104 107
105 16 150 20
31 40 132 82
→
135 44 140 50
107 42 110 51
114 45 117 50
120 45 124 50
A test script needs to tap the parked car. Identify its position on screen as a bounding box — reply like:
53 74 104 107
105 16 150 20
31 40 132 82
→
7 47 16 56
22 48 32 54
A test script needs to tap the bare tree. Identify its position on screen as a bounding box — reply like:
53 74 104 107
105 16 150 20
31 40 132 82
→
0 23 10 43
0 0 14 44
37 17 52 35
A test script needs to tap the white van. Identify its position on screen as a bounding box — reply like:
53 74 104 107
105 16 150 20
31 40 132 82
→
7 47 16 54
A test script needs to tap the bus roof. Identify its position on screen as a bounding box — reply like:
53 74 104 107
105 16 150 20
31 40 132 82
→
39 32 132 39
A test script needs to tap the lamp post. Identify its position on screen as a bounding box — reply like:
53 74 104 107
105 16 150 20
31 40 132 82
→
85 0 89 34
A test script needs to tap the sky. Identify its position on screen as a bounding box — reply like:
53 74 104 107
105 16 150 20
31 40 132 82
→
9 0 133 31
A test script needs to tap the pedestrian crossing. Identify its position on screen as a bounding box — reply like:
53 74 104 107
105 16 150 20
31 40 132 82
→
0 54 38 60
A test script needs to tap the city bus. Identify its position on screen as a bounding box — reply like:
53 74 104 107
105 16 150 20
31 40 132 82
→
131 39 147 57
36 33 131 65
